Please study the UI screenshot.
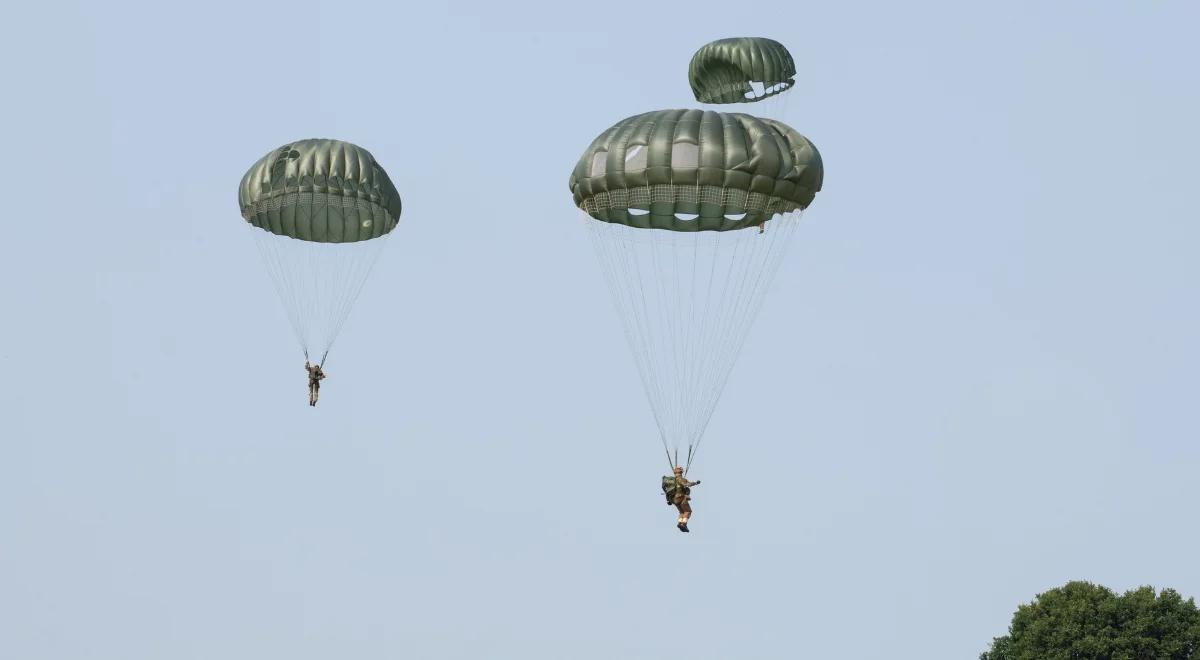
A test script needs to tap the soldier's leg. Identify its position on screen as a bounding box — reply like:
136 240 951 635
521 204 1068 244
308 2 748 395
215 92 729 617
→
676 500 692 531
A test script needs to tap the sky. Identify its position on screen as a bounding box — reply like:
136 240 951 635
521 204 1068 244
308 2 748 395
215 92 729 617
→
1 1 1198 658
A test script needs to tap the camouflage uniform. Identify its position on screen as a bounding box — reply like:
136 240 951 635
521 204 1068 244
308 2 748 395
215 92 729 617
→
672 475 695 514
668 470 699 532
305 362 325 406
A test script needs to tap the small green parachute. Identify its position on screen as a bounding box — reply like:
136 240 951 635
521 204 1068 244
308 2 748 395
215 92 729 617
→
689 37 796 105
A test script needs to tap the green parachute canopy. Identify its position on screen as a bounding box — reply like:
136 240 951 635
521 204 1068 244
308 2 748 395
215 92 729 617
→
569 109 821 231
239 138 401 243
236 138 401 365
689 37 796 105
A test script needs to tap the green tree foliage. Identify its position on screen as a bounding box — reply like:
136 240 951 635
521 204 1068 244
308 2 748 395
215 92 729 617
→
982 581 1200 660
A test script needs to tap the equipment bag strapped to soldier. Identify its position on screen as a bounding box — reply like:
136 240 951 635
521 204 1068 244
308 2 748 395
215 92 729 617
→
662 475 690 505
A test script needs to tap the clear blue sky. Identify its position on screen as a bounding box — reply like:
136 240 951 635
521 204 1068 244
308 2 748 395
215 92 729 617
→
2 2 1198 658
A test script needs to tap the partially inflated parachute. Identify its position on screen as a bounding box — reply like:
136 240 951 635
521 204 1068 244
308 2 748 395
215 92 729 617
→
238 138 401 365
570 109 822 470
689 37 797 120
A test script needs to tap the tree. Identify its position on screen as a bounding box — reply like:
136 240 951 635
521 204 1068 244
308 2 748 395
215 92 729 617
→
981 581 1200 660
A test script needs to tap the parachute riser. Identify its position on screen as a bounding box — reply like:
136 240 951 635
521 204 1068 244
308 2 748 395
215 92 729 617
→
302 349 329 369
665 446 697 476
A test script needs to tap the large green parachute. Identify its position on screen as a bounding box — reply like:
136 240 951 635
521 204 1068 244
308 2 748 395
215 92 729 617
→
571 109 822 471
688 37 796 105
570 109 820 231
238 139 401 365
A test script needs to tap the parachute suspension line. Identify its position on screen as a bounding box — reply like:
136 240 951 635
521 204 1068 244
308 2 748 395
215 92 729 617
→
650 230 680 453
254 228 310 351
629 224 681 467
328 205 392 364
641 224 742 470
320 232 389 363
687 211 803 463
749 89 792 124
687 226 744 457
776 91 792 124
624 223 676 469
250 209 389 362
688 225 750 461
668 228 713 458
624 222 670 455
642 227 677 457
681 230 723 470
588 219 717 467
585 216 675 466
585 210 805 472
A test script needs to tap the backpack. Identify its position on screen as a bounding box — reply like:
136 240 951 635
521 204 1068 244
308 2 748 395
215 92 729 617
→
662 475 690 504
